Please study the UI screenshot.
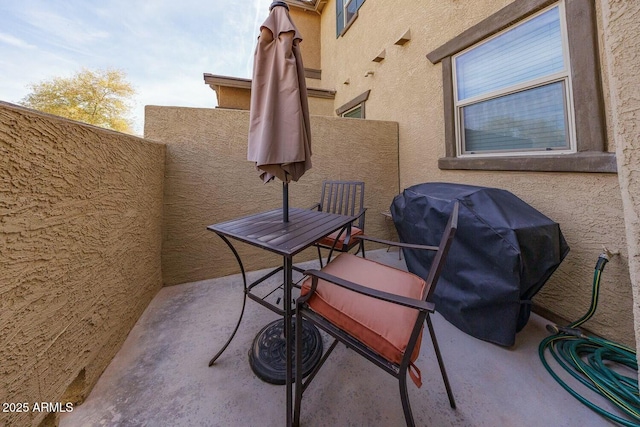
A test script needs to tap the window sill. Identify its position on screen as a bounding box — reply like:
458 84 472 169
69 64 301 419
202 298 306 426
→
340 12 359 37
438 152 617 173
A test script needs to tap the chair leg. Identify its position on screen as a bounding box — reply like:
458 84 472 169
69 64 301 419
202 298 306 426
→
426 315 456 409
360 240 366 259
317 246 324 268
399 365 416 427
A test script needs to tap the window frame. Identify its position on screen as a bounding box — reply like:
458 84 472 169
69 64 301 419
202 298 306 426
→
336 0 366 37
426 0 615 173
345 0 356 24
453 3 576 157
336 90 370 118
342 104 364 119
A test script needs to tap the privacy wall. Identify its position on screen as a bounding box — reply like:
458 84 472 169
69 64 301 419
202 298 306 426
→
145 107 399 287
0 102 165 427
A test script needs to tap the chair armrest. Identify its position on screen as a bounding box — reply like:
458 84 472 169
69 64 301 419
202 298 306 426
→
341 208 366 247
354 235 438 251
354 208 366 227
354 208 367 219
302 269 435 313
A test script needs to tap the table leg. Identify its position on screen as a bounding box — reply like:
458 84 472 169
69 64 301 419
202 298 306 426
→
208 234 248 366
284 255 293 426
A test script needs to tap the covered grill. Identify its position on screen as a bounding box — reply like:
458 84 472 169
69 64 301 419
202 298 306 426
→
391 182 569 346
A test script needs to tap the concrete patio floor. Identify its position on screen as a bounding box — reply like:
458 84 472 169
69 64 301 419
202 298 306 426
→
60 249 617 426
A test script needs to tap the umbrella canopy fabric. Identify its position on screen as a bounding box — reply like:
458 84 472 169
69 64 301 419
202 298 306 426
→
247 3 312 183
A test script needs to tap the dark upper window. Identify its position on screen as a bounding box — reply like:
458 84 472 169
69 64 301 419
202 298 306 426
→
336 0 366 37
427 0 615 173
336 90 370 119
342 104 364 118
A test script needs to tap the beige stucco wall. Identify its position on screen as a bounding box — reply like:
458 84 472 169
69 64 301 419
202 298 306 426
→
145 106 399 286
317 0 636 346
306 94 336 117
289 7 322 71
0 102 165 426
215 84 335 117
599 0 640 358
216 86 252 110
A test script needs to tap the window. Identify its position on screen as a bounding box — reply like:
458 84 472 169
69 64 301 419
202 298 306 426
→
427 0 615 173
336 0 366 37
336 90 370 119
342 104 363 118
454 5 573 156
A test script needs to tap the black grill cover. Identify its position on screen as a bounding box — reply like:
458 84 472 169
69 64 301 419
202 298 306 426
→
391 182 569 346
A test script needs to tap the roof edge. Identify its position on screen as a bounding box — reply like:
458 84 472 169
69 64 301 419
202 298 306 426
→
285 0 326 13
203 73 335 99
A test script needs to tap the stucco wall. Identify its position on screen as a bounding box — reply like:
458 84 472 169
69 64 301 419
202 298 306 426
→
145 106 399 286
217 87 251 110
307 95 336 117
290 6 322 71
215 85 335 117
599 0 640 358
0 102 165 426
318 0 635 346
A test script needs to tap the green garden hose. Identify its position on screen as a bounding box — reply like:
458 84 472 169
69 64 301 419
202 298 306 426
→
539 252 640 426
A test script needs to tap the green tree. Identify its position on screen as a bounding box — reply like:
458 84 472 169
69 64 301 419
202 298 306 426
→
21 68 136 134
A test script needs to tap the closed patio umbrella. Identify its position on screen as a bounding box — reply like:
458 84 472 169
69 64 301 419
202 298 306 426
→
247 0 312 222
244 1 323 396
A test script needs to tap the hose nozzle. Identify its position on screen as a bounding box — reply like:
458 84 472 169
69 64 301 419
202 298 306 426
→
596 250 611 271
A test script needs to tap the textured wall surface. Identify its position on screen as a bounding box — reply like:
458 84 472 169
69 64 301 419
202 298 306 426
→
0 102 165 426
145 106 399 286
317 0 636 346
290 6 321 71
215 86 335 117
599 0 640 360
216 87 251 110
306 95 336 117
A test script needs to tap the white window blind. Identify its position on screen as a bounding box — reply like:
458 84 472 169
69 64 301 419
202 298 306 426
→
453 3 574 155
456 7 564 101
462 82 568 152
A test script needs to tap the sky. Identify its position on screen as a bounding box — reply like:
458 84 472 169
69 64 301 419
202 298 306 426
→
0 0 274 135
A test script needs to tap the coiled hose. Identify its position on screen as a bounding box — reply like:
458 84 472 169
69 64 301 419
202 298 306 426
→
539 252 640 426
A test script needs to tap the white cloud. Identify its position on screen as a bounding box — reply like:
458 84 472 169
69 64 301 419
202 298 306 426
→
0 32 37 49
0 0 273 133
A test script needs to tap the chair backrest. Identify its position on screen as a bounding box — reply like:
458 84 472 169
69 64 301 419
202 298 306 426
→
423 201 459 302
318 180 365 229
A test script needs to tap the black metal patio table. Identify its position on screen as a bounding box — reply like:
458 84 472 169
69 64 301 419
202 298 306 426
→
207 207 355 426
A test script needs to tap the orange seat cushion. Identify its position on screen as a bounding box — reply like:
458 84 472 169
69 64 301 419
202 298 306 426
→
301 253 426 366
318 226 363 250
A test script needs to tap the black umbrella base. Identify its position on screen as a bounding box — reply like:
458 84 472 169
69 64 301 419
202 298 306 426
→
249 318 323 385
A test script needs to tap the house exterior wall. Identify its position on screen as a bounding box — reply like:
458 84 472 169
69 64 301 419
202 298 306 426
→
145 106 399 287
317 0 637 347
307 94 336 116
599 0 640 357
0 102 165 426
216 86 251 110
289 6 322 71
210 83 334 115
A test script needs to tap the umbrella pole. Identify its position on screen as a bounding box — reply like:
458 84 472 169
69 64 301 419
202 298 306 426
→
283 182 289 222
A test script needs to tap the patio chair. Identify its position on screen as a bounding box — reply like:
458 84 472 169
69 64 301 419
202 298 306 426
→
294 202 459 427
311 180 366 267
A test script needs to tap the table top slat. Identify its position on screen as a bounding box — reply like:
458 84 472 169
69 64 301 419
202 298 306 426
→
208 208 355 256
